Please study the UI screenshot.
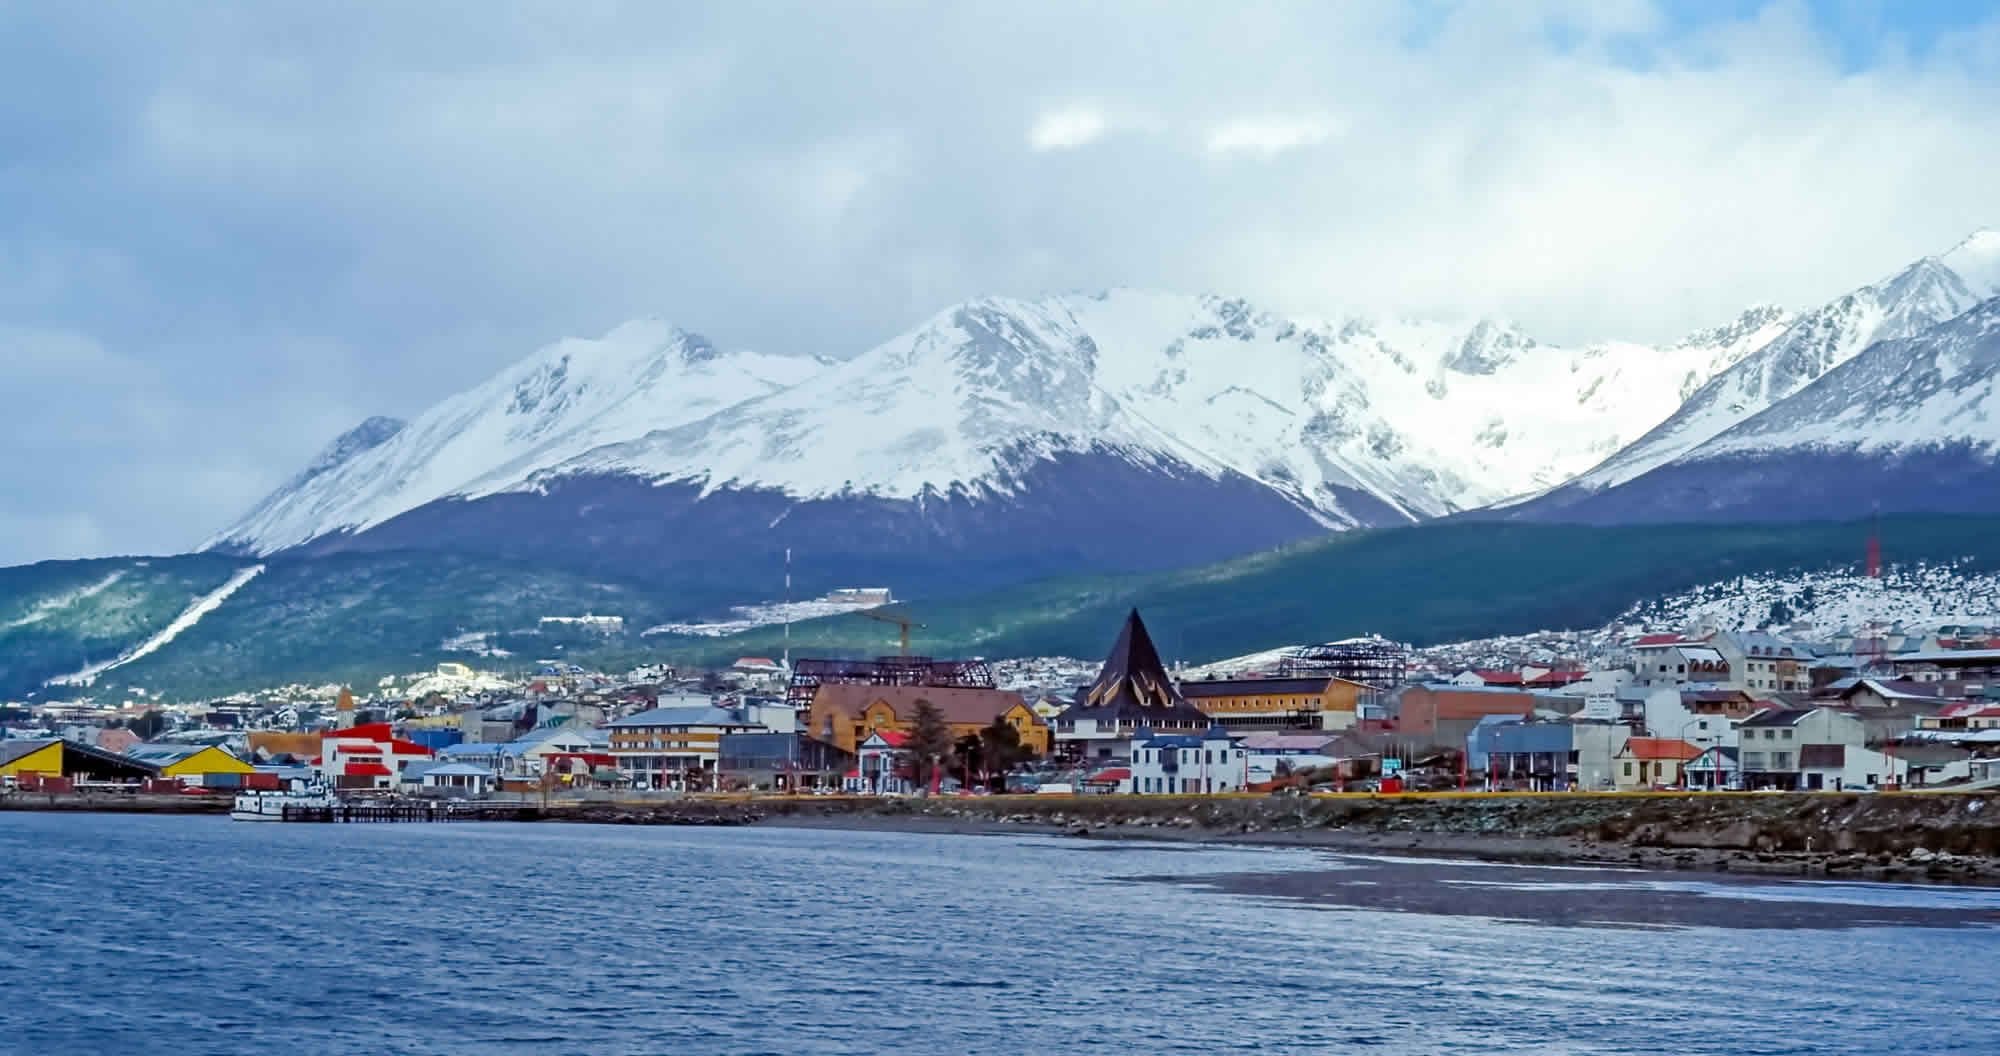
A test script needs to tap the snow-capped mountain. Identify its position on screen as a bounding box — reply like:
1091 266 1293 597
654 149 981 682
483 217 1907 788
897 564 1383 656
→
1502 294 2000 522
1519 229 2000 509
205 321 822 553
207 286 1784 568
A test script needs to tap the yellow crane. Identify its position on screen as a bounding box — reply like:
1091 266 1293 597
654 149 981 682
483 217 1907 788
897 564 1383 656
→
864 609 924 657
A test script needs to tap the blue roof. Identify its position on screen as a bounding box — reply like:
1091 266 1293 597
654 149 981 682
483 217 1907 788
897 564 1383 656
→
607 705 753 728
424 762 495 778
438 742 502 758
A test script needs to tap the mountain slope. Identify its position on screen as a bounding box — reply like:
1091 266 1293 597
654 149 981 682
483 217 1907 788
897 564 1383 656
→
1501 295 2000 523
205 321 822 553
1516 230 2000 513
205 291 1779 593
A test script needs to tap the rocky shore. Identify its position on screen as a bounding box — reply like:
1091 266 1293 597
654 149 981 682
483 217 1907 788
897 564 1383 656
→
551 791 2000 883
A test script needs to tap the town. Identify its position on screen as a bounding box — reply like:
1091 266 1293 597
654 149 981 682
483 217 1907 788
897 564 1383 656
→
7 598 2000 810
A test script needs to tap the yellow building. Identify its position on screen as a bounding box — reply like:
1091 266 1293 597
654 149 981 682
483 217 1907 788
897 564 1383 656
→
809 684 1051 756
123 743 257 778
0 740 64 777
1180 676 1372 731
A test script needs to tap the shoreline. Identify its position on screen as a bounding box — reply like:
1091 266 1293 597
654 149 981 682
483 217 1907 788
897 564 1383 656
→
751 812 2000 884
12 789 2000 885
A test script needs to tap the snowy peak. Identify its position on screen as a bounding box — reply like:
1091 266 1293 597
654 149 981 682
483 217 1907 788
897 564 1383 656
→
1444 319 1536 375
205 320 819 554
1557 230 2000 492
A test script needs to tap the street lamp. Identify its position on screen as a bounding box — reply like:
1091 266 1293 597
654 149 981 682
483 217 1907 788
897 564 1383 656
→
1679 717 1708 790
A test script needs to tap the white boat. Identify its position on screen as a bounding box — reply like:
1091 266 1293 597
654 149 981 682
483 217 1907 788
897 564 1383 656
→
230 783 340 821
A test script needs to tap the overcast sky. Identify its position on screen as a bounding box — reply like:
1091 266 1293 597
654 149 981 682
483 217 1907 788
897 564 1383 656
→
3 1 1997 566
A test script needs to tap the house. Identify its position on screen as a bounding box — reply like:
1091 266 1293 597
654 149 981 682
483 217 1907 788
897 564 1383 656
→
1631 635 1732 689
1641 688 1761 754
121 743 257 782
1612 738 1701 790
1178 675 1372 732
1129 726 1246 794
606 703 767 789
1918 702 2000 731
1735 707 1886 790
807 683 1049 759
1829 678 1955 711
1683 746 1740 790
850 729 914 794
1890 647 2000 682
1713 630 1813 693
1052 610 1212 763
1083 766 1132 794
402 761 496 796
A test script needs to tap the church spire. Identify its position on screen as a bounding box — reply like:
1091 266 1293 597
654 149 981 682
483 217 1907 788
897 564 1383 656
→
1084 608 1186 712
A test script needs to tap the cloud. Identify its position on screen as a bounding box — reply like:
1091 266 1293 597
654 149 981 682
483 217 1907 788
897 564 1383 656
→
1203 116 1339 157
0 1 1997 563
1029 106 1109 151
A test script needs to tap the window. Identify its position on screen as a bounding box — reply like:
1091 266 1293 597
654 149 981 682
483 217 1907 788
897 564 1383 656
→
1779 729 1792 740
1623 762 1633 777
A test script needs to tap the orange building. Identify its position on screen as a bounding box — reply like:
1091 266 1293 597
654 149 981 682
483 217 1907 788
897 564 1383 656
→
807 683 1050 757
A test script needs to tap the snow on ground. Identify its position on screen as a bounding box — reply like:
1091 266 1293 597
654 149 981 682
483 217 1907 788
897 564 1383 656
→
643 598 888 638
439 631 514 658
2 570 127 630
400 668 516 698
46 565 266 686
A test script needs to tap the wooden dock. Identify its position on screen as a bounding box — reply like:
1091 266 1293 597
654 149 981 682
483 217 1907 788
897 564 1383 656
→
280 801 542 823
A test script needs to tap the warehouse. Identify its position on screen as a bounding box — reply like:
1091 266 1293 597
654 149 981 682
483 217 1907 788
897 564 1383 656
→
0 739 160 781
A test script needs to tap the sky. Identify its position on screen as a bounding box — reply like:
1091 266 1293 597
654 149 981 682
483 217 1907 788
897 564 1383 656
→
2 0 1998 566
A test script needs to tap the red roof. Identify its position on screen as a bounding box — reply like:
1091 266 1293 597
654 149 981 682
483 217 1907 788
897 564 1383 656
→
1634 634 1684 646
1622 737 1701 761
1086 767 1131 784
343 762 393 777
865 729 910 747
1477 670 1523 685
327 722 394 743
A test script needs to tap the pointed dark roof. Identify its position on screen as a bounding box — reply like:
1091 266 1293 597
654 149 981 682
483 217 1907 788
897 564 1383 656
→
1070 610 1209 724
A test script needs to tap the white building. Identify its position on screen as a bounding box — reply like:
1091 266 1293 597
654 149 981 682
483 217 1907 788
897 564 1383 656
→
1129 727 1247 795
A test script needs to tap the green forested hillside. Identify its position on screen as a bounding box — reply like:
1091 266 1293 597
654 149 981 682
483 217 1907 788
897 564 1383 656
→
640 515 2000 667
6 515 1997 700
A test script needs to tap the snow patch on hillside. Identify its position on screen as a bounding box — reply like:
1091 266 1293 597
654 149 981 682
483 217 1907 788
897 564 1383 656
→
45 565 265 686
2 570 127 630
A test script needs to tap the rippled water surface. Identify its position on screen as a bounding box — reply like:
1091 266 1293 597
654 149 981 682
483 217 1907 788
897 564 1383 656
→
4 813 1999 1055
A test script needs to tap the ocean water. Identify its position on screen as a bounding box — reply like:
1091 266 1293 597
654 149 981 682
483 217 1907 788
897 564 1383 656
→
3 813 1999 1055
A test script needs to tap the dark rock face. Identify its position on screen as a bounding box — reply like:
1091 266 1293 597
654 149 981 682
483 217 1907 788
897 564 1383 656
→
279 449 1337 596
1498 444 2000 524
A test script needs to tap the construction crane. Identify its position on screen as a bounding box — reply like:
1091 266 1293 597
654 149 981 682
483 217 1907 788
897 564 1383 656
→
864 609 924 657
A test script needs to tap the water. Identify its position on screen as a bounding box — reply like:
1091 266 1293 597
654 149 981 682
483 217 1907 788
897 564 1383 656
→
4 814 1999 1055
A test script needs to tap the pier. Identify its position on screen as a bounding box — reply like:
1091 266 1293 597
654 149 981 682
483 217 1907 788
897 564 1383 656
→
279 801 541 823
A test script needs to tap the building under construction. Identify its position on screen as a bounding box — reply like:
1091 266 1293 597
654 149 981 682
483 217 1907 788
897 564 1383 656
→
786 656 996 708
1276 636 1408 688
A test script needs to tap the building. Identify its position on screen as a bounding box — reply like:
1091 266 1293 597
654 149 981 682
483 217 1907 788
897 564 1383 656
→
806 683 1048 759
1053 609 1213 763
1890 648 2000 682
1713 630 1812 692
122 743 257 782
0 739 158 781
718 731 852 791
1640 688 1761 754
1683 746 1739 790
1470 720 1631 791
1237 731 1345 783
318 723 436 790
606 703 766 789
1179 676 1370 732
851 729 913 794
412 762 495 795
1129 726 1246 794
1612 737 1701 790
1734 707 1892 790
1392 685 1536 748
1631 635 1733 689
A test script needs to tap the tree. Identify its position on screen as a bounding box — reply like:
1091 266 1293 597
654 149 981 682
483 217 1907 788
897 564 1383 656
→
902 700 955 793
975 717 1035 786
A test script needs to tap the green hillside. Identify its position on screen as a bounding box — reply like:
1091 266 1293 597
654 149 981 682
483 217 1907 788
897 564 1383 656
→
0 555 250 693
640 515 2000 667
7 514 1997 700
